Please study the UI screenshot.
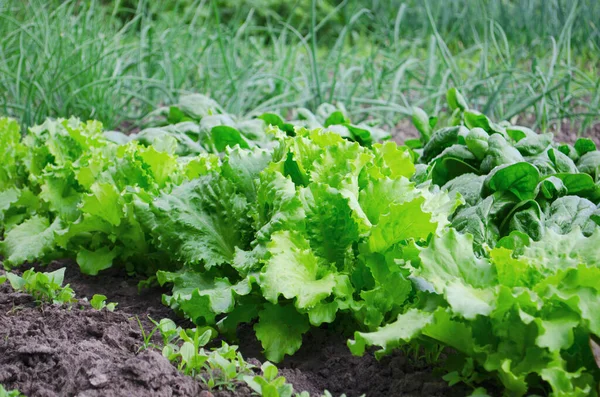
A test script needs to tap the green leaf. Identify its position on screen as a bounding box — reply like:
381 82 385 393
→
535 312 580 352
260 231 341 309
90 294 108 310
577 151 600 181
367 197 436 253
412 107 432 143
370 141 415 179
545 196 597 236
211 126 250 152
258 112 292 134
360 177 416 225
158 270 252 324
574 138 596 156
0 216 60 267
178 94 222 119
442 173 485 206
0 188 21 221
254 304 310 362
521 228 600 272
138 146 179 187
418 228 494 291
485 162 540 201
504 199 544 241
506 126 536 142
489 247 533 287
40 175 81 222
432 156 481 186
223 146 272 201
348 308 434 357
301 183 362 267
252 168 305 246
465 128 489 160
514 133 552 156
446 88 468 111
480 134 524 173
145 175 252 268
80 182 123 227
422 126 461 162
324 111 349 127
76 246 120 275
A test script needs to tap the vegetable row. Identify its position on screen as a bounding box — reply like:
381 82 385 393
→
1 90 599 396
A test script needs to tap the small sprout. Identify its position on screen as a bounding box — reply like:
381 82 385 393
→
4 268 75 305
90 294 117 312
0 384 24 397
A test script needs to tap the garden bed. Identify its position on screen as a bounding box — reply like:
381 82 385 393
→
0 260 472 397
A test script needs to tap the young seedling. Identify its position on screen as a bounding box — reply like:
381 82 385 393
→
243 362 294 397
134 316 161 352
0 384 24 397
89 294 118 312
5 268 75 305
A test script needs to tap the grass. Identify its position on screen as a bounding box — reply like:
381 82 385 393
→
0 0 598 138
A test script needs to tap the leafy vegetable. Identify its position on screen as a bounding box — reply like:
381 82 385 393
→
350 228 600 396
90 294 118 311
2 86 599 395
4 267 75 305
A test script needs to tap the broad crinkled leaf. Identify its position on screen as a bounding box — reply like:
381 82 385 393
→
301 183 362 268
260 231 341 309
417 229 494 291
369 141 415 179
251 168 305 244
157 269 252 324
0 188 20 221
80 182 123 226
359 177 416 225
348 308 435 357
254 304 310 362
1 216 61 267
367 197 436 253
145 175 252 269
222 146 272 201
40 173 82 222
521 228 600 272
0 118 24 190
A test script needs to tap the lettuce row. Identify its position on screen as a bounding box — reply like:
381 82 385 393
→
349 228 600 396
0 116 453 364
141 129 456 363
0 117 198 275
1 87 599 396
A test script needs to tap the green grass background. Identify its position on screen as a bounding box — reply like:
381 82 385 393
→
1 0 598 137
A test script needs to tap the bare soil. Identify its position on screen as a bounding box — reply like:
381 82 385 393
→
0 261 484 397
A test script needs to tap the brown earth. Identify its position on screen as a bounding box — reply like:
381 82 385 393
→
0 260 488 397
